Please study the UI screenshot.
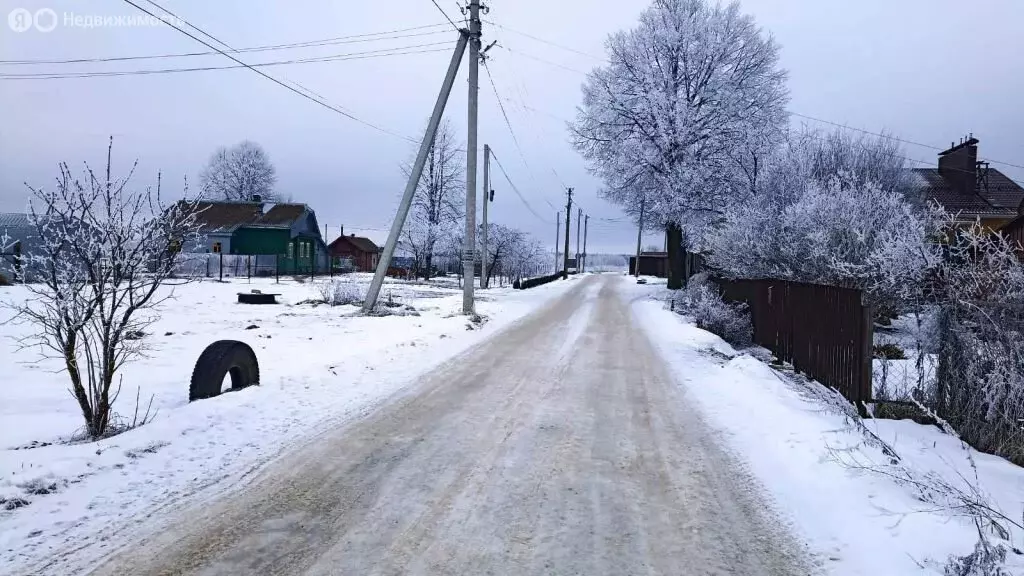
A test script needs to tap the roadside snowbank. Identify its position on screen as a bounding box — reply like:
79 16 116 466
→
0 275 576 575
627 278 1024 575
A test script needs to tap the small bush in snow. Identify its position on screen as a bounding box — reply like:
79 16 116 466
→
316 280 364 307
943 531 1009 576
673 276 752 347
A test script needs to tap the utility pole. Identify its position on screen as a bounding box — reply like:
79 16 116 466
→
363 31 469 312
562 188 573 278
635 194 645 278
462 0 483 314
481 143 490 289
554 211 560 274
582 215 589 273
575 207 582 271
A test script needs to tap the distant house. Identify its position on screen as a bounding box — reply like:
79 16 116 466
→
328 228 380 272
0 213 33 282
182 199 328 273
912 137 1024 231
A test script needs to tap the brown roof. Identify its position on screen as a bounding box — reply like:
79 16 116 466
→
181 201 309 233
258 204 308 226
329 234 379 254
911 168 1024 218
184 201 262 233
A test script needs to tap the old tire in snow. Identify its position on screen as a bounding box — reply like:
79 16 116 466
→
189 340 260 402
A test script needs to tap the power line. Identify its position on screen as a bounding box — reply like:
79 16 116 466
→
494 27 1024 175
0 25 451 65
0 44 452 79
484 20 604 61
122 0 417 142
482 59 559 210
430 0 461 32
792 112 1024 173
490 150 551 224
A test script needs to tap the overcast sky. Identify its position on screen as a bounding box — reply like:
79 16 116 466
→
2 0 1022 253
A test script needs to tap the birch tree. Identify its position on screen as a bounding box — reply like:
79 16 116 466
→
401 120 464 280
572 0 789 288
7 139 203 439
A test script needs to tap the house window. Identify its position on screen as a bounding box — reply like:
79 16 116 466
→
287 242 294 259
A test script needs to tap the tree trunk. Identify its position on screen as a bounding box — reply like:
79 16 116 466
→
666 223 684 290
424 253 433 281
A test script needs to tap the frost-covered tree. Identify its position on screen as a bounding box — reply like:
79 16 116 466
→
708 130 940 312
572 0 789 288
479 224 546 286
932 219 1024 464
199 140 278 202
400 120 464 280
7 139 202 439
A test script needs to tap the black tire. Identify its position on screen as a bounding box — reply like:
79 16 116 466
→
189 340 260 402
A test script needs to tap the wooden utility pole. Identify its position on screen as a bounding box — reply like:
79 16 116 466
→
562 188 573 278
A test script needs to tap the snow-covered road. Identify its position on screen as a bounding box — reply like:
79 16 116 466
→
89 275 811 575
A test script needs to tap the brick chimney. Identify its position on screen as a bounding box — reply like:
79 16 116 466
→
937 136 979 195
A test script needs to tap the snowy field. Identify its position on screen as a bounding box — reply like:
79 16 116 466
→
626 276 1024 575
0 273 576 575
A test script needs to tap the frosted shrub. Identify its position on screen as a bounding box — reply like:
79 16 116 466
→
675 276 752 347
317 280 363 307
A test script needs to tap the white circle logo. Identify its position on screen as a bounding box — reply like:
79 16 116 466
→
8 8 32 32
33 8 57 32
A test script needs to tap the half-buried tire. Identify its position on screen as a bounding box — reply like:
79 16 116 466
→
189 340 260 402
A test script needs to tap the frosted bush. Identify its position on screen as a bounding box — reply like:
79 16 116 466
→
317 280 364 307
675 277 752 347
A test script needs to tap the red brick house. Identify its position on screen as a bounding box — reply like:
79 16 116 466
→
328 231 380 272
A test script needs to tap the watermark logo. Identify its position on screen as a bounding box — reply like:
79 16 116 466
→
8 7 184 32
8 8 34 32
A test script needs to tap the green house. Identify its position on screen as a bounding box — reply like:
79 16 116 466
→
183 200 328 274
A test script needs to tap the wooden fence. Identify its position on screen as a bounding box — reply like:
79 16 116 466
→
716 279 874 404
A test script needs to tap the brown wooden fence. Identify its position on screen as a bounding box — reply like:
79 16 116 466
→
716 279 874 404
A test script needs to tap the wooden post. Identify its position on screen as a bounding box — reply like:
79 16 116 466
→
13 241 22 283
219 251 223 282
860 302 874 403
311 241 315 281
275 254 280 284
247 255 251 283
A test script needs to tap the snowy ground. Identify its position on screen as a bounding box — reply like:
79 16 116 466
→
627 277 1024 575
0 273 576 574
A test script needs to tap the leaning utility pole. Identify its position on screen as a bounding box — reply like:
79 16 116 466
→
554 211 560 274
363 31 469 312
582 214 589 273
562 187 573 278
462 0 482 314
481 143 491 289
634 194 645 278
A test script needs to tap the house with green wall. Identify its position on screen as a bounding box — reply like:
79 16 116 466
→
181 199 328 274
